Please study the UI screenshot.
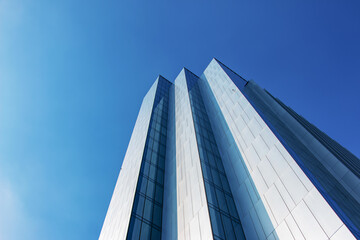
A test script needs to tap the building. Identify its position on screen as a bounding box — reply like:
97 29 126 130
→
99 59 360 240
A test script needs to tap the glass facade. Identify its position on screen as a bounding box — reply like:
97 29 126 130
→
185 70 246 240
126 77 171 240
101 59 358 240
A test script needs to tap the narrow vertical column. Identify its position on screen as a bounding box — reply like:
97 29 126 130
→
126 77 172 239
99 79 159 240
185 69 246 240
162 83 178 239
174 69 213 240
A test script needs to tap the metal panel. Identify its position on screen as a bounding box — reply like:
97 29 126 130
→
199 59 355 239
174 69 213 240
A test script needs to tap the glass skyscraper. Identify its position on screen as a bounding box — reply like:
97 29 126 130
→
99 59 360 240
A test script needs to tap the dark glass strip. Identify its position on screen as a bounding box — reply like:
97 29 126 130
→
126 78 171 240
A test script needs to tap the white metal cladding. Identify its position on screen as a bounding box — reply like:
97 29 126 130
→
99 79 159 240
174 69 213 240
200 59 355 240
245 81 360 202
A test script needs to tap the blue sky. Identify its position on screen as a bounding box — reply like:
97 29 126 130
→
0 1 359 239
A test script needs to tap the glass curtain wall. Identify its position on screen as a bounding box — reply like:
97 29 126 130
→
126 78 171 240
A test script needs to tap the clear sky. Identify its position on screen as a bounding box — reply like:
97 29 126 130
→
0 1 359 239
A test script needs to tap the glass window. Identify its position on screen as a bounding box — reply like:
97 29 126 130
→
149 128 155 138
147 137 154 149
216 188 228 214
151 228 161 240
220 174 231 193
156 170 164 184
144 149 151 162
215 158 225 173
203 129 209 139
153 140 159 151
134 195 145 216
209 207 225 239
196 135 203 146
155 123 161 131
221 214 235 240
151 153 158 165
160 134 166 145
155 185 163 204
198 147 205 160
154 129 160 140
225 194 238 219
161 126 166 135
146 181 155 198
140 221 151 240
143 199 153 222
142 162 150 176
207 152 216 168
138 178 147 195
158 157 165 170
152 204 162 227
205 182 218 207
205 139 212 149
201 163 212 182
127 217 141 240
159 144 166 157
149 165 156 180
211 169 222 188
210 142 217 152
232 221 246 240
